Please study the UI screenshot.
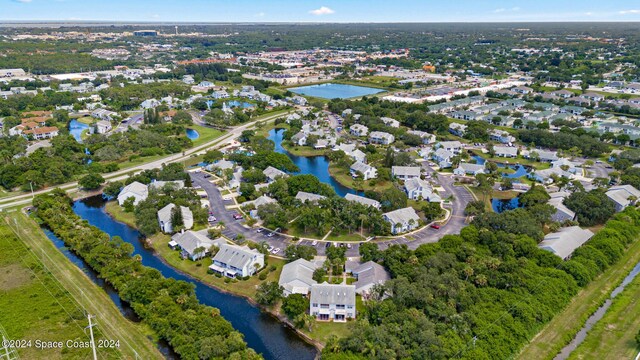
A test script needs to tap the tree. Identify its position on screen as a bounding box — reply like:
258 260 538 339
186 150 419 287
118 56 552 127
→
281 294 309 320
312 267 327 282
359 243 381 262
170 206 184 232
380 187 408 212
564 189 616 226
422 202 443 222
284 244 317 262
103 181 123 198
255 281 283 306
79 173 104 190
519 184 550 208
203 150 223 164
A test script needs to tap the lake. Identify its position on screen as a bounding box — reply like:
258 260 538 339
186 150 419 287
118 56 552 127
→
69 119 90 142
472 155 529 179
226 100 255 109
69 196 317 360
269 128 360 197
491 197 521 213
289 83 383 99
185 128 200 140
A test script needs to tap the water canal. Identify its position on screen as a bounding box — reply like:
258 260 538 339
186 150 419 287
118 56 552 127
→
45 196 317 360
289 83 383 99
268 128 360 197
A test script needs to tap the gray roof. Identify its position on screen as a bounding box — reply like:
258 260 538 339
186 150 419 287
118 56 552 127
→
606 185 640 207
457 162 485 173
352 261 390 294
494 146 518 156
263 166 288 180
172 231 224 256
350 161 374 173
344 193 381 208
157 203 192 224
383 207 420 225
252 195 277 208
392 166 421 177
118 181 148 200
148 180 185 191
213 243 263 269
538 226 594 259
279 258 318 294
310 282 356 306
404 178 432 192
295 191 326 203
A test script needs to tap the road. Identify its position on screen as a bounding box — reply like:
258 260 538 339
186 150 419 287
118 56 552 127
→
190 160 474 258
0 110 292 211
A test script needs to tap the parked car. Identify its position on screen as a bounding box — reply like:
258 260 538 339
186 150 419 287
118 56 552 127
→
346 243 352 249
430 224 441 229
256 228 264 233
232 214 243 220
272 248 280 254
325 242 331 248
223 197 231 201
208 216 217 222
311 240 318 246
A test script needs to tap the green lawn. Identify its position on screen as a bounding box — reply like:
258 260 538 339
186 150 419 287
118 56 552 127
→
300 321 353 345
104 201 137 227
2 212 162 360
149 233 285 301
188 125 225 147
518 232 640 360
328 163 393 192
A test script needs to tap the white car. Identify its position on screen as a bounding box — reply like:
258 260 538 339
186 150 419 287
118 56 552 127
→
223 197 231 201
271 248 280 254
311 240 318 246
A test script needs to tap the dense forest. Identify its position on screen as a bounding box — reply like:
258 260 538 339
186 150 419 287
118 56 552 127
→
322 206 640 359
34 190 261 360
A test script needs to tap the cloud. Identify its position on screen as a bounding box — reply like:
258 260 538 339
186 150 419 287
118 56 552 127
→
493 7 520 13
255 12 265 17
620 9 640 15
13 0 33 3
309 6 335 16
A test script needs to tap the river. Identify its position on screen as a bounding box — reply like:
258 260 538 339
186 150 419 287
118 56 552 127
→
268 128 360 197
48 196 317 360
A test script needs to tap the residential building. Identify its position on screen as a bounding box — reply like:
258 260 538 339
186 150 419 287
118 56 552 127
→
380 117 400 128
157 203 194 233
279 259 318 296
436 141 463 154
351 261 390 296
91 108 118 121
310 283 356 321
404 178 441 202
547 192 576 222
432 148 455 168
296 191 327 203
538 226 595 260
369 131 395 145
392 166 421 181
454 162 485 176
117 181 148 206
263 166 288 182
350 124 369 137
494 146 517 158
407 130 436 144
489 130 516 144
606 185 640 212
383 207 421 234
449 123 467 136
171 231 225 261
344 193 381 209
95 120 112 134
148 180 185 192
210 243 265 278
350 161 378 180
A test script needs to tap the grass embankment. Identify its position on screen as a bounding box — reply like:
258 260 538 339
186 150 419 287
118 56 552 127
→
467 186 519 212
517 232 640 360
104 201 136 227
1 212 162 360
328 163 393 192
188 125 225 147
568 272 640 360
469 149 552 171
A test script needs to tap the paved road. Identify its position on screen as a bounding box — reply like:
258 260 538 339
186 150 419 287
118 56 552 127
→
191 160 474 257
0 111 292 211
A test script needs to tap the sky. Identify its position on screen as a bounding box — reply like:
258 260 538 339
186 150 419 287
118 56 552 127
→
2 0 640 23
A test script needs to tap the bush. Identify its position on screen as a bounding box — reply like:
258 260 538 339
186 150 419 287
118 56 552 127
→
207 268 214 275
269 264 277 272
259 273 267 281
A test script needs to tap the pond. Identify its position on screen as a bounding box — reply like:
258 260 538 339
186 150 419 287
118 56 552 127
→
472 155 529 179
268 128 361 197
226 100 255 109
69 119 90 142
185 128 200 140
289 83 383 99
68 196 317 360
491 197 521 213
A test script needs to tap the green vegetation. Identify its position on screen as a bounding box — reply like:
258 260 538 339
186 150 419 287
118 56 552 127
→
1 212 162 360
34 190 261 359
322 206 640 360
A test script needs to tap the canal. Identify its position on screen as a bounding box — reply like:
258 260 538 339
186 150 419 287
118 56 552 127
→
268 128 360 197
56 196 317 360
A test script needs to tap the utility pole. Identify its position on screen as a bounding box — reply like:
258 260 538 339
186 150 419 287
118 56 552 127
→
86 314 98 360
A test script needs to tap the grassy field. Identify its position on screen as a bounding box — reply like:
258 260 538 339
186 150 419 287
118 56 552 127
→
104 201 136 227
188 124 225 147
149 233 285 301
518 233 640 360
568 271 640 360
1 212 162 360
282 143 327 157
328 163 393 192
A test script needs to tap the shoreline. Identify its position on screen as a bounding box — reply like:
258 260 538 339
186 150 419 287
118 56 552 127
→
100 198 324 354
